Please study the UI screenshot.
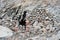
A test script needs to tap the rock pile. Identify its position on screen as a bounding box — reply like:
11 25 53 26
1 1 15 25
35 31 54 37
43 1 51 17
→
0 0 60 40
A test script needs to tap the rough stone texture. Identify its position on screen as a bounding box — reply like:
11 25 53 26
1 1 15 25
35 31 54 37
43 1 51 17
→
0 0 60 40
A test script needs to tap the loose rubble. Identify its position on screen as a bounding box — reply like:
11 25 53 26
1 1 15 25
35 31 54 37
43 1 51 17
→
0 0 60 40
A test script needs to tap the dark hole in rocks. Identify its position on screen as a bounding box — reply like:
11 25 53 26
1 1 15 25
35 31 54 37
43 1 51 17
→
46 19 50 21
0 17 2 19
55 28 57 30
50 31 53 33
42 30 44 32
40 26 43 28
19 11 26 29
47 29 50 31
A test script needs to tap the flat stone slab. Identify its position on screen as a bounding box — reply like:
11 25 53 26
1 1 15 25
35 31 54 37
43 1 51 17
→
0 26 13 38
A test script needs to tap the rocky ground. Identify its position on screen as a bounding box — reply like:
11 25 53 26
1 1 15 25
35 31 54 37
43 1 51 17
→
0 0 60 40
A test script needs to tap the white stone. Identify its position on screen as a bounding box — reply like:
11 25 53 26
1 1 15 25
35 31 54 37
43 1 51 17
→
33 21 38 26
0 26 13 37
